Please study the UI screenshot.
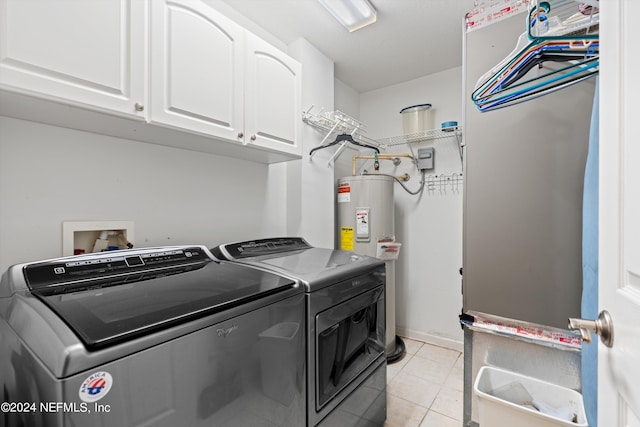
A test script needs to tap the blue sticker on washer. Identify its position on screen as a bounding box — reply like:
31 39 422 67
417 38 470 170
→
78 371 113 403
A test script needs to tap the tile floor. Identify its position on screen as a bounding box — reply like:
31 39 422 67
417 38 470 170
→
384 337 463 427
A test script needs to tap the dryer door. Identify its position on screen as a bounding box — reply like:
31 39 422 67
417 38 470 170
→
315 285 384 410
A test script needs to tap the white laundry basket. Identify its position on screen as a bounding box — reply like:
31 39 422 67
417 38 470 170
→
474 366 588 427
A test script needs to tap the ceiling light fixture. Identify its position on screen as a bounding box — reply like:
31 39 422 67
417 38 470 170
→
318 0 377 32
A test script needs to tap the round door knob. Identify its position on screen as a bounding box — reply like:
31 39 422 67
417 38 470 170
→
250 135 257 141
238 132 244 139
134 103 144 112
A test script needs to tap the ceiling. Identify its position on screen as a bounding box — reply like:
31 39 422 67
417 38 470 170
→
218 0 477 93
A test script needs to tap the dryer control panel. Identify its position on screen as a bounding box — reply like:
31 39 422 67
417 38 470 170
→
214 237 312 260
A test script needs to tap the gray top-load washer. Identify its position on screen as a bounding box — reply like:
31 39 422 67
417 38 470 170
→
0 245 306 426
211 237 388 427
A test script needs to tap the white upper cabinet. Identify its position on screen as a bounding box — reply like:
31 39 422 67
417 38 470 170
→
151 0 301 157
245 33 302 156
0 0 301 162
150 0 244 142
0 0 146 119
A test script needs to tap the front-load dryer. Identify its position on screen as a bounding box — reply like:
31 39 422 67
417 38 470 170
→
212 237 387 427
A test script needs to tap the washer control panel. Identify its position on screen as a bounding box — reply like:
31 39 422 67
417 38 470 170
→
24 246 211 291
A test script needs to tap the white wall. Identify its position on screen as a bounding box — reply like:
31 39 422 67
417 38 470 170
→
285 38 336 248
360 68 463 138
332 77 363 192
358 67 465 349
0 116 285 271
334 79 360 120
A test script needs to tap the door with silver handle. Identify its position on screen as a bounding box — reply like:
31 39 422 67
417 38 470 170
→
568 310 614 348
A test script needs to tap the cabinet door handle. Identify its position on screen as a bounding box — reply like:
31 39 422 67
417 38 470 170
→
237 132 244 139
250 135 256 141
134 103 144 112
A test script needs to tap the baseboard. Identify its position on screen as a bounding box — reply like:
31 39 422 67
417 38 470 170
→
396 327 464 353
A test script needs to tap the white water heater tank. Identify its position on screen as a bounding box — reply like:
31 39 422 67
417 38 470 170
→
336 175 398 356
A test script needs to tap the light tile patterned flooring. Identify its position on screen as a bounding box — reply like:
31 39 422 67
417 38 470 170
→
385 337 463 427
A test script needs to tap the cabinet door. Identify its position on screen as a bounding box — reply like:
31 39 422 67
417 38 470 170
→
244 33 302 156
150 0 244 142
0 0 145 119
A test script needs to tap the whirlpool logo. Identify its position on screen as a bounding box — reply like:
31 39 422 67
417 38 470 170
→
216 325 238 338
78 371 113 403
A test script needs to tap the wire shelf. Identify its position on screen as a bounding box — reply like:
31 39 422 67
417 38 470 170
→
302 107 464 168
302 107 381 148
377 127 463 147
528 0 599 40
302 107 463 150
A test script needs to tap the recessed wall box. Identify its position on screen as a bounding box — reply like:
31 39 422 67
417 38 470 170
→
417 147 435 171
62 221 135 256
